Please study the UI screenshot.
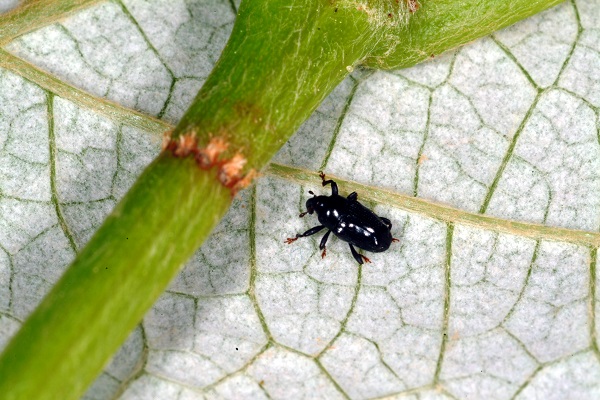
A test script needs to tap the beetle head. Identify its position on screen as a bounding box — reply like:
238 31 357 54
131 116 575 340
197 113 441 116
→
305 190 323 215
306 190 330 216
305 198 316 214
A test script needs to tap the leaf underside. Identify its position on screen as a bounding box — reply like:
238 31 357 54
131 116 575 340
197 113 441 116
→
1 0 600 399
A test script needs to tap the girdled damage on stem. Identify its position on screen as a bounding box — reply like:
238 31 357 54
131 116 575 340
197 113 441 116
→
162 129 174 149
197 137 228 168
174 131 198 157
406 0 420 13
162 130 257 195
219 153 246 187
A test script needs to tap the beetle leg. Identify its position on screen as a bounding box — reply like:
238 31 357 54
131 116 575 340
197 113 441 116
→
323 180 338 196
347 192 358 202
300 225 326 237
319 171 338 196
319 230 332 258
349 244 371 264
285 225 326 244
349 244 362 264
380 217 392 230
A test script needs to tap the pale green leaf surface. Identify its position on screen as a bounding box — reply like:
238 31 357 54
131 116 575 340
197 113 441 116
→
1 0 600 399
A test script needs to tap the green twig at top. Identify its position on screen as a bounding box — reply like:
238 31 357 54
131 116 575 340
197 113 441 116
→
0 0 563 399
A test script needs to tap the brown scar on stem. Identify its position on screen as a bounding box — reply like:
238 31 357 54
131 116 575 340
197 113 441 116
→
162 130 258 196
196 137 228 169
232 169 258 193
406 0 420 13
162 129 173 150
218 153 246 187
173 131 197 157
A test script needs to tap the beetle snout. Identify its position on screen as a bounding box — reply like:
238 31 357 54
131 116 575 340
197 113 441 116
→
305 198 317 214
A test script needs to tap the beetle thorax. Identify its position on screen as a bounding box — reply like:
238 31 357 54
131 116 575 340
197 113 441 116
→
306 195 345 228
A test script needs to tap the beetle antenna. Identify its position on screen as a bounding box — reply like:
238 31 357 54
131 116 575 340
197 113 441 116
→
308 190 316 197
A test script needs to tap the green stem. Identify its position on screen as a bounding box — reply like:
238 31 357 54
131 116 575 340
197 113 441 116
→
0 0 563 398
365 0 565 69
0 155 231 399
174 0 385 165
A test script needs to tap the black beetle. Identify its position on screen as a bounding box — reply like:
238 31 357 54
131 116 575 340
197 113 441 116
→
285 172 397 264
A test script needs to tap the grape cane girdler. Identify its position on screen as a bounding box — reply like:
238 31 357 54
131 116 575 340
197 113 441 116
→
286 172 398 264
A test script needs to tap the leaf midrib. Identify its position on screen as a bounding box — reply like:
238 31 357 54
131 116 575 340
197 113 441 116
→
0 0 103 46
267 163 600 248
